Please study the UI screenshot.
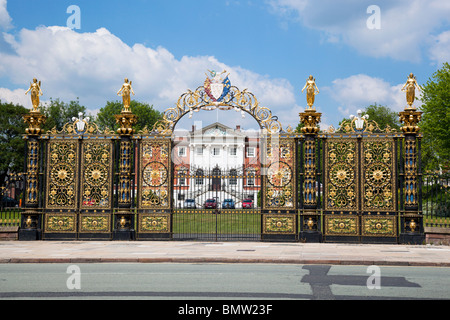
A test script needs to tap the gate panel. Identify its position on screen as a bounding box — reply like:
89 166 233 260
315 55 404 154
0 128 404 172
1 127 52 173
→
137 138 172 239
79 140 114 237
324 139 359 212
361 139 396 212
323 137 399 243
45 140 79 210
262 137 297 241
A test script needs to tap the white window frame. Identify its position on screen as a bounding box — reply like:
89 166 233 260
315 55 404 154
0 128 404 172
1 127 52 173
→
246 147 255 158
212 147 221 156
229 147 237 156
178 146 187 157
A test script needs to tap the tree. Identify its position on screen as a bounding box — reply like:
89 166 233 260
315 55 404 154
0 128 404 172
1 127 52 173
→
0 101 28 184
96 100 162 132
338 104 401 131
40 98 88 132
420 62 450 171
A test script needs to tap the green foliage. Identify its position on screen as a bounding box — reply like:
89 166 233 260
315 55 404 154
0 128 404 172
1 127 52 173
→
338 104 401 131
419 62 450 171
40 98 88 132
0 101 28 183
95 100 162 132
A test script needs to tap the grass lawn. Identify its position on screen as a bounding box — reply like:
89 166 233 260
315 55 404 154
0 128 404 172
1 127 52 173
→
172 211 261 234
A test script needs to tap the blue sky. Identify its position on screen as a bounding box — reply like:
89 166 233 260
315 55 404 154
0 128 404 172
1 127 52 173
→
0 0 449 131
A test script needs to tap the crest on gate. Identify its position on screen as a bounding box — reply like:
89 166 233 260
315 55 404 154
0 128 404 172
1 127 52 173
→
204 70 231 102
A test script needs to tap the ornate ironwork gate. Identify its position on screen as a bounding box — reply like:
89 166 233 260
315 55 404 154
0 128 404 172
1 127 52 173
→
322 133 399 243
42 120 116 240
17 73 425 244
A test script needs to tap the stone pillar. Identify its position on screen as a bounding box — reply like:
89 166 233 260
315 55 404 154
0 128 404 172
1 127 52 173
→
19 109 46 240
399 106 424 244
113 109 137 240
299 109 322 242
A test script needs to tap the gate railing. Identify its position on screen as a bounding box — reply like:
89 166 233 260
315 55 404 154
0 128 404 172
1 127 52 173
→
422 172 450 228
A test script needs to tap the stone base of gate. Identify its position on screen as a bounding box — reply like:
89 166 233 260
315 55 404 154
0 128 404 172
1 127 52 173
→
18 228 41 241
112 230 135 241
136 233 172 241
400 233 425 245
299 231 323 243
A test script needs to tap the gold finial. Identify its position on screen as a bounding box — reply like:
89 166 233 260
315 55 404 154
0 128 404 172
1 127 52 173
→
401 73 421 110
117 78 135 112
25 78 43 112
302 75 319 110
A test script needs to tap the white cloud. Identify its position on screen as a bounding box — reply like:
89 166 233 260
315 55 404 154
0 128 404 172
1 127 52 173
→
0 25 296 126
429 31 450 66
268 0 450 62
0 0 11 30
0 88 30 108
324 74 414 116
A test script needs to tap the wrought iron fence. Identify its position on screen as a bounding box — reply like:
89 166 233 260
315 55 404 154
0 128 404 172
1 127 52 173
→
422 172 450 228
0 206 22 227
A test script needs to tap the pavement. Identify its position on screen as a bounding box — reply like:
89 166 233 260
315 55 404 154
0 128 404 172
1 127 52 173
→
1 241 450 266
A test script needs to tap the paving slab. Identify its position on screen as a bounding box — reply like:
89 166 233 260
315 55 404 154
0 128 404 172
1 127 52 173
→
0 241 449 266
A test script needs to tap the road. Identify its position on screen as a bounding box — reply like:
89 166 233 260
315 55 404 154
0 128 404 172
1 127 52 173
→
0 263 449 300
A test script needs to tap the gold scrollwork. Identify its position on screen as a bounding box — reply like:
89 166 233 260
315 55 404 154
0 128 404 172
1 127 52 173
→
362 216 396 237
325 140 358 211
362 139 396 211
263 139 296 210
45 213 76 233
152 81 284 135
138 214 171 233
263 215 296 234
325 215 358 236
79 214 111 233
139 140 171 209
46 141 78 209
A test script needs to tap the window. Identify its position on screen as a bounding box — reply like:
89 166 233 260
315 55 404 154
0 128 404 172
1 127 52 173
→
246 147 255 158
229 147 237 156
178 170 186 186
212 147 220 156
178 147 186 157
247 170 255 186
195 169 204 185
196 147 203 155
229 169 237 185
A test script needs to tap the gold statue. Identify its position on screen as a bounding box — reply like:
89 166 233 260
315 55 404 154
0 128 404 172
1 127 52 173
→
302 75 319 109
25 78 43 112
401 73 421 108
117 78 135 112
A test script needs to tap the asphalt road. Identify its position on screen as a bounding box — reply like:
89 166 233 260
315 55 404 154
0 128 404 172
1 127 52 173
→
0 263 449 300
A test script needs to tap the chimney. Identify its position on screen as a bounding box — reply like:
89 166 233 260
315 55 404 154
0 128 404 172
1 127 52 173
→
236 125 241 131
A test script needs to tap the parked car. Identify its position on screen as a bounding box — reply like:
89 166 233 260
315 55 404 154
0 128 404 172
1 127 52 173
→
222 199 235 209
184 199 196 209
242 199 253 209
0 196 19 208
204 199 217 209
